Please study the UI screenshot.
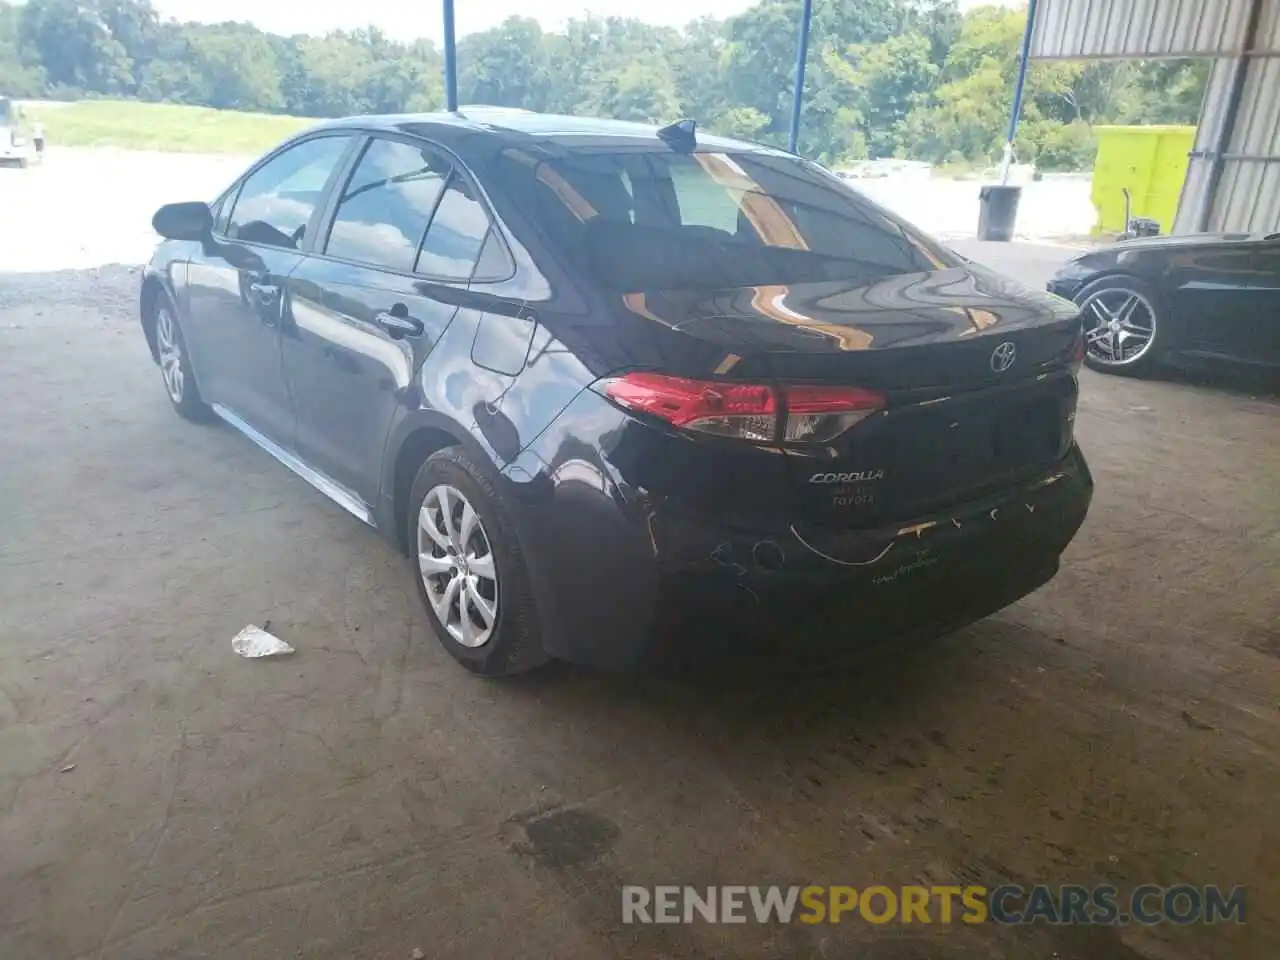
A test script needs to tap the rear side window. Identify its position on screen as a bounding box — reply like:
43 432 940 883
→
471 228 514 281
227 136 351 250
325 138 451 272
500 148 962 290
415 176 492 280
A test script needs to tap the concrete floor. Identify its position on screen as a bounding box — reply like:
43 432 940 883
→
0 244 1277 960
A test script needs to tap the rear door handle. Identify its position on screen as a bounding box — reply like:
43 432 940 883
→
375 310 424 339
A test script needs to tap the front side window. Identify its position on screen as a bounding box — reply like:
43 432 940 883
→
227 136 351 250
211 184 238 235
325 138 452 272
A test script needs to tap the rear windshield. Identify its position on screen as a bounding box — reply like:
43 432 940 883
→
497 148 962 291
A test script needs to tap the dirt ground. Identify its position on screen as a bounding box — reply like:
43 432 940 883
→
0 242 1277 960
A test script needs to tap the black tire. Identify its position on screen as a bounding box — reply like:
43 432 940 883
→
1073 274 1165 377
151 292 214 422
407 447 548 677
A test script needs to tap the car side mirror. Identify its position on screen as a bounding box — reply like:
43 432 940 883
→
153 201 213 242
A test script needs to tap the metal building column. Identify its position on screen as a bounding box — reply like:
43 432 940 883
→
443 0 459 112
1195 0 1266 230
1001 0 1041 182
787 0 815 153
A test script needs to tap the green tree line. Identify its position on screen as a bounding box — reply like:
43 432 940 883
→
0 0 1209 169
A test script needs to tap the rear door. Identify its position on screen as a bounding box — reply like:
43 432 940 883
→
184 134 356 445
283 135 488 507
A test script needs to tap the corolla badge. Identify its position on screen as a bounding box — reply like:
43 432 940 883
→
809 470 885 484
990 341 1017 373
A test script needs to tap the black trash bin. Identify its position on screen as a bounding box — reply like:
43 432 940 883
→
978 184 1021 242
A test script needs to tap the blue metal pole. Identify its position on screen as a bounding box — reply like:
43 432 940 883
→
443 0 459 112
1003 0 1039 172
787 0 814 154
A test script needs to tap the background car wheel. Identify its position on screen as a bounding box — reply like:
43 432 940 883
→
152 294 213 421
1073 275 1164 377
408 447 548 677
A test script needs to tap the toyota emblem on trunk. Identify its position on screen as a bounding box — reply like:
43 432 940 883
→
990 341 1017 372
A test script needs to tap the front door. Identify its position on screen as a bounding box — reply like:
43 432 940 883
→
1168 240 1276 364
184 134 356 446
1243 241 1280 365
283 137 490 506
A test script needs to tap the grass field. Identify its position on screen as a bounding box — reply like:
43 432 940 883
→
23 100 317 153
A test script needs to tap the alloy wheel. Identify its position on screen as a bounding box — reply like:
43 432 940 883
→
1079 287 1157 367
417 484 499 648
155 306 185 402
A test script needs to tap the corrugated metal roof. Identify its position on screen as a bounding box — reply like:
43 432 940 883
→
1029 0 1280 59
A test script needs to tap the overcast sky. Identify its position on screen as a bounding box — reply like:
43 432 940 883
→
153 0 1011 43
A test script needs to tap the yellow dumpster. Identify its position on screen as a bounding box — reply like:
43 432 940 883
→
1091 125 1195 235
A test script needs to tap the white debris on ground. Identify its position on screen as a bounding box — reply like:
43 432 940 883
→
231 625 295 658
0 147 1098 275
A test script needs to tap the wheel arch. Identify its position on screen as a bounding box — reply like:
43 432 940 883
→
1071 269 1157 302
1073 270 1168 321
386 421 475 556
139 274 168 363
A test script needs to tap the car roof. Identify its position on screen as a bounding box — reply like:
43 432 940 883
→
310 108 790 158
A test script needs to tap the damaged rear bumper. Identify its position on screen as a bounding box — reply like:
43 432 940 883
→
526 446 1093 671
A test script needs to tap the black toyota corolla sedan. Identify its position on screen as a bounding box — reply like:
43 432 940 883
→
140 108 1093 675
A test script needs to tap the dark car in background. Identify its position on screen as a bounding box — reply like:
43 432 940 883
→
141 109 1093 675
1048 232 1280 379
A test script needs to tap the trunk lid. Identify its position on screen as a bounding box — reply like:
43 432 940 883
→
609 262 1082 528
630 262 1081 387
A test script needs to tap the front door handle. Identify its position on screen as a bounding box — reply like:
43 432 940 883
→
249 279 283 327
375 310 424 339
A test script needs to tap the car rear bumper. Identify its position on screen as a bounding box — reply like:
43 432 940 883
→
521 444 1093 671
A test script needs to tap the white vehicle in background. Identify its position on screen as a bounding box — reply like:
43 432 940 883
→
1 96 37 168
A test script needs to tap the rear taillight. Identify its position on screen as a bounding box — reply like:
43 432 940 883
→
781 384 886 442
601 372 884 444
602 372 777 441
